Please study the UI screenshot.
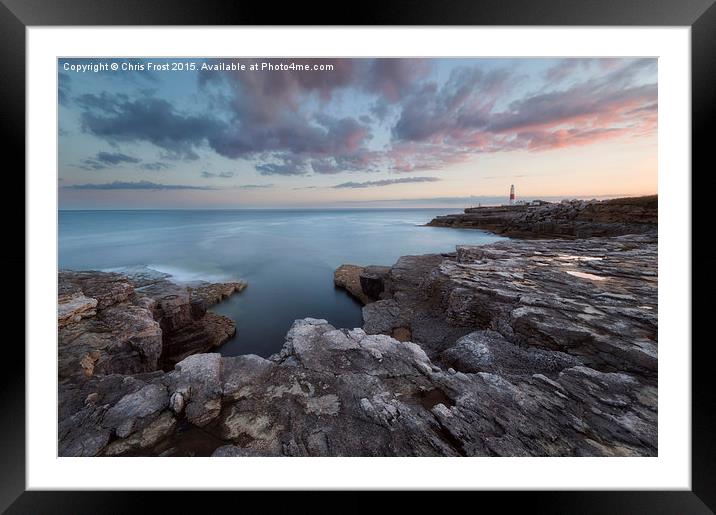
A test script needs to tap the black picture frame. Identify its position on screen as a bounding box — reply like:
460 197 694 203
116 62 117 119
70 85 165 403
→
3 0 714 511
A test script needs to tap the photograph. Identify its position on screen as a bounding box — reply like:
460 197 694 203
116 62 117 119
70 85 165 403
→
56 56 659 458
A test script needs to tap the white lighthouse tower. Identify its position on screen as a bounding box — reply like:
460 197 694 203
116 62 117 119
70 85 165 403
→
509 184 515 205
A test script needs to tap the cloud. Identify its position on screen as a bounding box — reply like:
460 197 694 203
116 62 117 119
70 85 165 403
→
201 171 235 178
64 181 217 190
209 114 373 175
140 162 170 171
392 67 512 142
362 59 431 101
66 58 657 180
96 151 141 165
333 176 441 189
254 154 309 176
75 92 224 160
58 72 71 105
195 59 432 174
387 58 657 164
198 58 374 174
544 58 599 82
238 183 274 189
75 151 159 171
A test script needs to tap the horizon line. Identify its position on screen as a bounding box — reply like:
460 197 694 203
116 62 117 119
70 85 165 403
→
57 192 657 211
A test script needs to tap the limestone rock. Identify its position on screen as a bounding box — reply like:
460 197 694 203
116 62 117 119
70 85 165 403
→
362 234 658 377
58 268 246 378
441 330 582 378
188 281 248 308
57 234 657 457
359 266 391 300
334 264 372 305
58 285 98 328
212 445 278 457
58 316 657 457
102 383 169 438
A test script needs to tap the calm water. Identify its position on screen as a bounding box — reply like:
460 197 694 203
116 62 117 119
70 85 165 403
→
59 209 504 357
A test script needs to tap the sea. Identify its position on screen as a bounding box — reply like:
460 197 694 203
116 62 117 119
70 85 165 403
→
58 209 505 357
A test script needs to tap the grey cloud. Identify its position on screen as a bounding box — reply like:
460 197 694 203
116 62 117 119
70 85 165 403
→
362 59 431 101
140 162 170 171
58 72 71 105
75 151 148 171
196 59 429 174
201 171 235 178
96 151 141 165
238 183 274 189
544 58 598 82
333 176 441 189
255 154 309 176
65 181 217 190
488 81 657 133
76 92 224 160
392 67 513 142
75 160 108 171
66 58 656 181
389 58 656 159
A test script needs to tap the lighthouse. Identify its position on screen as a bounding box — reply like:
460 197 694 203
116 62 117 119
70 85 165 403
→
509 184 515 205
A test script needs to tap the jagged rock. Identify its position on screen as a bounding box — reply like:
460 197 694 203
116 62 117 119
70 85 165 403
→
102 383 169 438
104 411 177 456
212 445 278 457
441 330 582 378
57 231 657 457
59 270 135 309
427 195 657 239
58 317 657 457
110 265 172 287
57 269 246 379
333 264 372 305
58 282 98 328
169 353 223 427
188 282 248 308
359 266 391 300
58 295 163 380
160 312 236 368
361 234 658 378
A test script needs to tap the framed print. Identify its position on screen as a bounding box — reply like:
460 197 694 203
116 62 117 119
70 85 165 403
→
3 0 715 511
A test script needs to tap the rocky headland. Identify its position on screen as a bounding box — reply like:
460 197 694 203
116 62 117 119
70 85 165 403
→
427 195 657 239
58 196 657 457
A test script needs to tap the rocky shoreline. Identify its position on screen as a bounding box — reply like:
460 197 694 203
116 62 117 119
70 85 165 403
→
58 198 657 457
427 195 657 239
58 266 246 381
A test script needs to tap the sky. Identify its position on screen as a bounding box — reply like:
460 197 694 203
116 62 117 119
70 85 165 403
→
58 57 657 209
